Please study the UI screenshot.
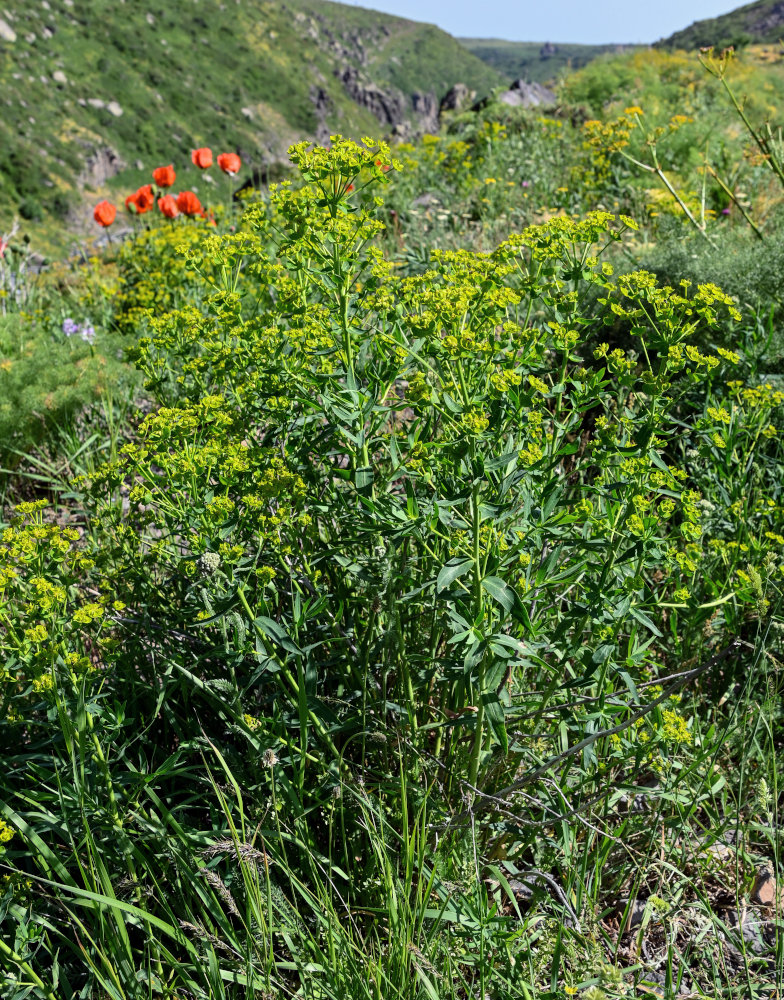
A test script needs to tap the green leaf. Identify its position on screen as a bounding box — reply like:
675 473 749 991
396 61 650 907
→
481 691 509 754
628 606 663 637
254 616 302 655
437 557 473 592
592 643 615 664
484 451 518 472
442 392 462 413
541 483 563 521
355 465 374 489
481 575 516 613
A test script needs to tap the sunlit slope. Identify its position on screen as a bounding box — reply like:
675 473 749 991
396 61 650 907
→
0 0 504 226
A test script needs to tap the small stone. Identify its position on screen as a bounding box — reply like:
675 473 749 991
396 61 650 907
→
87 98 105 109
52 69 67 84
412 192 438 208
0 17 16 42
145 11 154 24
741 911 769 954
750 866 781 907
106 101 123 116
622 898 648 931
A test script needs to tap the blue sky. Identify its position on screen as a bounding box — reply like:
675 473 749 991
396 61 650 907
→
342 0 739 44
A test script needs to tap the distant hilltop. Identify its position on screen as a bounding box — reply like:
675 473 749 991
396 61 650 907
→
460 40 643 85
657 0 784 50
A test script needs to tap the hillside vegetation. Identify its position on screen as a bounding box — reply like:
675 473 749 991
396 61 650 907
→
0 0 502 232
563 43 784 117
1 6 784 999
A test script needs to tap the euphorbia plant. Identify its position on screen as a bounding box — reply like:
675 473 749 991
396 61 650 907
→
85 137 774 814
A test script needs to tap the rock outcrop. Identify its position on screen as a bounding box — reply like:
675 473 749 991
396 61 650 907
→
335 66 438 136
440 82 475 114
483 78 556 110
77 144 125 188
338 65 407 127
309 84 332 145
411 91 438 133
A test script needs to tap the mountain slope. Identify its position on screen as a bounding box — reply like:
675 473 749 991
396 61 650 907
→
461 39 642 85
0 0 504 230
658 0 784 49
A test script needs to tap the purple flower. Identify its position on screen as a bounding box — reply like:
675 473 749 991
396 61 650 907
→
722 207 731 215
521 180 531 188
62 317 97 344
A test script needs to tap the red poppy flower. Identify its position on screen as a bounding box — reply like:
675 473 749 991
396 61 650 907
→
125 185 154 214
191 147 213 169
217 152 241 175
93 200 117 227
152 164 176 188
158 194 179 219
176 190 203 216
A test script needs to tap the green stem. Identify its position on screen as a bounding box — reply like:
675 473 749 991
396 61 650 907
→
706 163 764 239
0 937 57 1000
237 586 343 761
468 475 485 789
